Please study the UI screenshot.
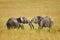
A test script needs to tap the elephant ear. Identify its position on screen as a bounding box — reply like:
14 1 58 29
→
17 17 22 23
21 17 24 22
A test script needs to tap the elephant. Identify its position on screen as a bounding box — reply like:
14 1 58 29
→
6 17 32 29
30 16 53 29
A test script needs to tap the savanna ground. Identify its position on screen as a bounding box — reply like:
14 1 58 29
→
0 0 60 40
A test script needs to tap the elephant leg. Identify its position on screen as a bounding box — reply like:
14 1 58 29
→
29 22 34 29
46 22 52 32
30 24 34 29
38 21 43 29
19 23 24 29
38 24 42 29
49 22 53 28
17 24 20 29
38 24 41 29
48 23 52 32
21 25 24 29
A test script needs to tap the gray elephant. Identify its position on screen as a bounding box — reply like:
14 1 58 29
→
6 17 31 29
30 16 53 29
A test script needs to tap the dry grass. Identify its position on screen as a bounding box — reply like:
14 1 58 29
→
0 0 60 40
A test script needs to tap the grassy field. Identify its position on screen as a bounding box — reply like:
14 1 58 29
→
0 0 60 40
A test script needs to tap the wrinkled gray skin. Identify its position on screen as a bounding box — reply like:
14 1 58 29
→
40 16 53 28
6 17 30 29
30 16 53 29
